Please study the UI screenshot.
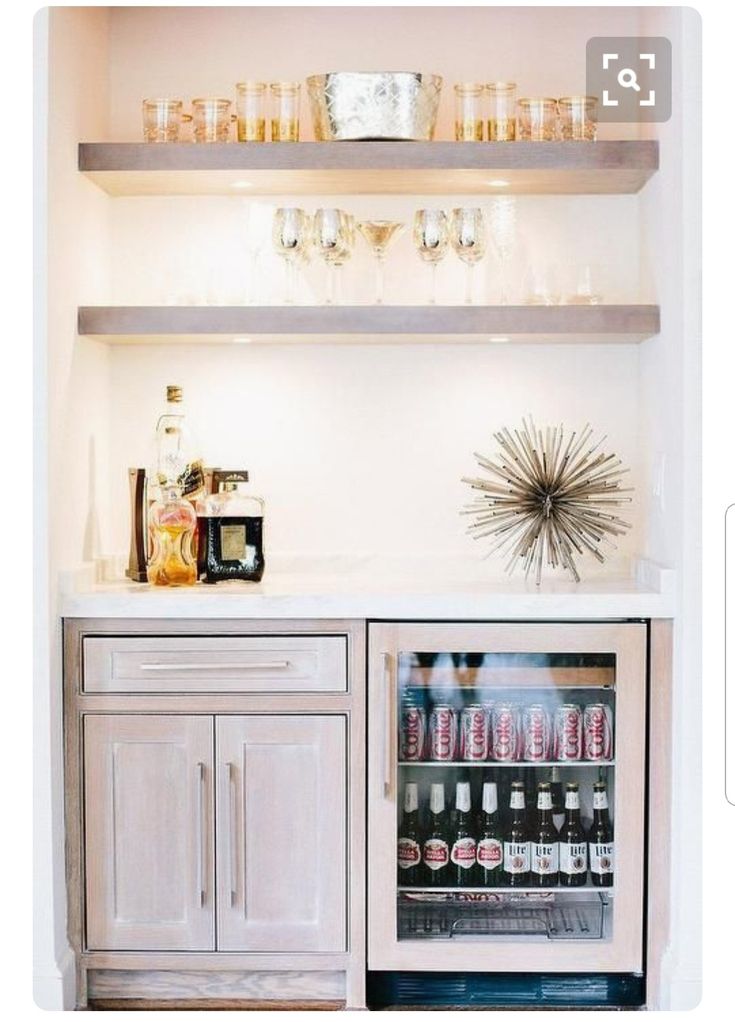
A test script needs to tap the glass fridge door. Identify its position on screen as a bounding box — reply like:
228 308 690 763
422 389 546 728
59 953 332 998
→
368 623 646 974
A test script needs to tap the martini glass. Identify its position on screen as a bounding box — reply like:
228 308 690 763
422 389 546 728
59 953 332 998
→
356 220 405 304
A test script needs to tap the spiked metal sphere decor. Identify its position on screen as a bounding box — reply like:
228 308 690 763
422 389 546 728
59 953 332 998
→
461 418 633 585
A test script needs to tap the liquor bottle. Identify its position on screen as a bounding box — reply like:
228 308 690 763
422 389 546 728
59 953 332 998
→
502 780 530 887
589 780 614 887
422 783 451 886
449 781 477 886
199 480 266 583
153 385 204 499
147 484 198 586
559 781 588 887
476 781 503 886
397 782 423 886
530 782 560 887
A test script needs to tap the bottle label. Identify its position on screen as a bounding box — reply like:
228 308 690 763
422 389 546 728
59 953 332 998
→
531 841 559 875
221 523 247 560
450 837 477 869
593 791 609 810
565 791 581 810
537 791 553 811
477 838 503 869
510 792 525 810
560 841 588 875
423 838 450 871
397 838 421 870
503 841 530 873
590 842 614 875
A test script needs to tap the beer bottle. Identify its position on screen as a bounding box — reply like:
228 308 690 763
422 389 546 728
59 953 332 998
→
559 781 588 887
422 783 450 886
397 782 423 886
589 780 614 888
502 780 530 887
449 781 477 886
550 766 566 832
476 781 503 886
530 781 560 887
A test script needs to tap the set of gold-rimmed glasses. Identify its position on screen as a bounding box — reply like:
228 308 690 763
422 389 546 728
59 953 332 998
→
273 207 490 305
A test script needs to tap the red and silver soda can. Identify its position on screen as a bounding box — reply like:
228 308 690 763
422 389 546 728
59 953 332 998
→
583 703 614 761
460 704 490 761
522 703 551 762
491 702 520 762
429 704 458 761
553 703 583 761
481 701 495 759
399 701 427 761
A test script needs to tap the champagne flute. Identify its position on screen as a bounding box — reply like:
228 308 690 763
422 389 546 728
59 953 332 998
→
356 220 404 304
413 209 448 305
488 196 517 305
313 208 355 305
450 208 487 304
272 207 311 305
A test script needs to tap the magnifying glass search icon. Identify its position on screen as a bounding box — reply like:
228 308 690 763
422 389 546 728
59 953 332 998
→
617 68 641 91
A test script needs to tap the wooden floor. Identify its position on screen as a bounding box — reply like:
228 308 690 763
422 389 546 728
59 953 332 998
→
87 999 345 1011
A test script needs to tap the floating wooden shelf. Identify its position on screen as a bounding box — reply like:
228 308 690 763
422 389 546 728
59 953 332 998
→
77 304 660 344
78 141 659 196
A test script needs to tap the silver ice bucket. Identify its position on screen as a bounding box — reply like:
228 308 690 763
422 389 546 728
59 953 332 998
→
307 72 443 141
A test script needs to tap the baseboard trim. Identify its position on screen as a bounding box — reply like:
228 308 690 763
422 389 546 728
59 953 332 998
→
34 945 76 1010
88 999 345 1011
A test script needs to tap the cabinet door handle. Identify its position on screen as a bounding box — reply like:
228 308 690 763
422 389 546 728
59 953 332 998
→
195 761 205 905
139 661 291 672
382 652 394 798
226 761 237 906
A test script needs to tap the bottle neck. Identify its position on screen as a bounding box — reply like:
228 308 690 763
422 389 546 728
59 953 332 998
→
429 786 445 815
510 790 526 813
403 784 418 815
482 783 498 816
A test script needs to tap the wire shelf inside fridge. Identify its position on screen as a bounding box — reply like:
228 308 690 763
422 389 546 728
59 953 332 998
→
397 891 610 942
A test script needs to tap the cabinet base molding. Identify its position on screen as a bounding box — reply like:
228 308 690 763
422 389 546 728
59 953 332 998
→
88 998 344 1011
86 968 346 1005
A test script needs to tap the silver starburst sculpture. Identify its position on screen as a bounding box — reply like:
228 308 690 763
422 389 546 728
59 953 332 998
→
461 418 633 585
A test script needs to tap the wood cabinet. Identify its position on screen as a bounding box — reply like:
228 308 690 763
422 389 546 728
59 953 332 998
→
84 715 215 951
216 715 346 952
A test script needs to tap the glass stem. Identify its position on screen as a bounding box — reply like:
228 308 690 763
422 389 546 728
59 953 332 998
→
498 258 508 305
284 257 296 305
465 262 474 305
375 255 385 305
429 261 438 305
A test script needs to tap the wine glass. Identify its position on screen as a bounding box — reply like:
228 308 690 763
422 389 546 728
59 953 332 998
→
313 208 355 305
413 209 448 305
356 220 404 304
450 208 487 304
488 196 517 305
272 207 311 305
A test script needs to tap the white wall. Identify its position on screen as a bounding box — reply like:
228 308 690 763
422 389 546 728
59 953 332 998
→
36 5 112 1009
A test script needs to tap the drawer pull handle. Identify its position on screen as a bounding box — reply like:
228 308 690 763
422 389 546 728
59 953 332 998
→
139 661 291 672
227 761 237 907
196 761 205 905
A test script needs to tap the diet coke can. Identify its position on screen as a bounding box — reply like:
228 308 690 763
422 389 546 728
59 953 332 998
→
429 703 458 761
460 704 490 761
491 702 520 762
522 703 552 762
481 700 495 759
553 703 583 761
399 700 427 762
583 703 614 761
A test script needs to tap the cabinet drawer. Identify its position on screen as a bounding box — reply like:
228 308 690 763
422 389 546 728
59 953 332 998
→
83 636 347 694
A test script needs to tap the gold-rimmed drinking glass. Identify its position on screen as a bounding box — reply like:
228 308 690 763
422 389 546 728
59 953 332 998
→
454 83 484 141
517 97 558 141
486 82 517 141
450 208 487 304
192 98 234 142
413 209 449 305
558 96 598 141
271 82 301 141
236 81 267 142
356 221 404 304
142 99 192 142
272 207 312 304
313 208 355 305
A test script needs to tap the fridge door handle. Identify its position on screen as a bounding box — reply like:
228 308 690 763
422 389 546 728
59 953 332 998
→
195 761 205 905
226 761 238 907
382 651 394 798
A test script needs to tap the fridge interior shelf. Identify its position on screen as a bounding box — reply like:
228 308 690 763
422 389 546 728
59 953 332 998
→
397 891 610 941
397 760 615 768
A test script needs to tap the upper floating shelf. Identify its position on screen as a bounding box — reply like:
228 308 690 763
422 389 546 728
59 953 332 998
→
78 304 660 345
78 141 659 196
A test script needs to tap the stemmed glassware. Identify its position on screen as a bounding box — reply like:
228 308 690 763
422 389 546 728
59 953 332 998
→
356 221 404 304
488 196 517 304
313 208 355 305
413 209 449 305
450 208 487 304
272 207 312 304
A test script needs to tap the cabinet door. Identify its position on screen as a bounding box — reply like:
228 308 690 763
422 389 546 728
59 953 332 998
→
216 715 346 952
368 622 647 974
84 715 215 951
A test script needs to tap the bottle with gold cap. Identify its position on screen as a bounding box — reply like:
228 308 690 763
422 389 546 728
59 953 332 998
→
199 473 265 583
154 385 204 500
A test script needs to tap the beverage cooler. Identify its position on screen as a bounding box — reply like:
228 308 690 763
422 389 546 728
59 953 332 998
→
367 623 647 1008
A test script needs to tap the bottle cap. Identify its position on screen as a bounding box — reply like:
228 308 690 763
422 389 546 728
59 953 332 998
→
455 781 471 813
482 781 498 815
404 783 418 814
429 783 445 814
166 385 183 402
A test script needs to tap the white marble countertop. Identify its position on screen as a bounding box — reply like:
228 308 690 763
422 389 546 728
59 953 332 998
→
59 558 675 620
